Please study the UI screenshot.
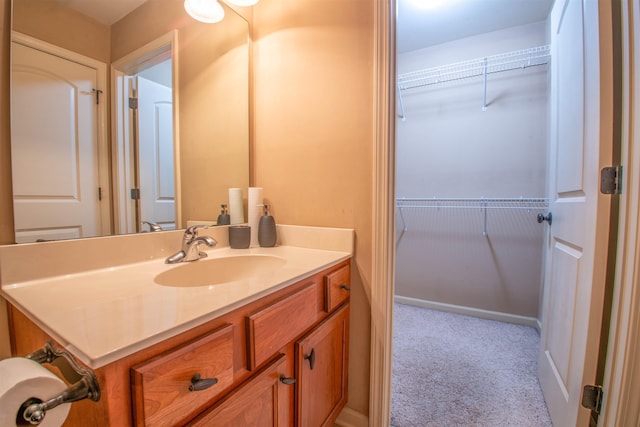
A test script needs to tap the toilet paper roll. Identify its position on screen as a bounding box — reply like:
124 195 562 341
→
0 357 70 427
228 188 244 224
247 187 263 247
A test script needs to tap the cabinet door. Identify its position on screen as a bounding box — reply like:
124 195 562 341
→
296 304 349 427
187 354 292 426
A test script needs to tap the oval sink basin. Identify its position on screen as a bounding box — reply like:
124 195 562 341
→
154 254 287 287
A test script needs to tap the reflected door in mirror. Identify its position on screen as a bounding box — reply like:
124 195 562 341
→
137 75 176 231
11 41 106 243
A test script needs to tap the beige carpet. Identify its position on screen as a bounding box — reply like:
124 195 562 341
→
391 303 553 427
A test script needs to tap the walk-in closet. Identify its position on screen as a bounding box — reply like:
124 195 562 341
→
392 1 554 425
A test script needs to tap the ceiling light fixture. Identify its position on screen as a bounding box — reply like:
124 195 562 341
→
225 0 260 6
184 0 225 23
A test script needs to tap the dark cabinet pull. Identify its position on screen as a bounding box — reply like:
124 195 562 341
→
304 348 316 370
280 375 296 385
339 284 351 291
189 373 218 391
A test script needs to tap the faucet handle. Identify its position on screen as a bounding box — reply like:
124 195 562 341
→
184 224 211 238
143 221 163 232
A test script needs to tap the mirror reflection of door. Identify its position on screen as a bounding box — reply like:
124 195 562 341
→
10 37 109 243
134 62 176 232
112 34 178 235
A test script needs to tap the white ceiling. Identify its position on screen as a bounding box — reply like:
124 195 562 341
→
54 0 148 25
397 0 554 53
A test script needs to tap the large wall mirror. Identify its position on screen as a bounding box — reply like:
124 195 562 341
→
10 0 250 243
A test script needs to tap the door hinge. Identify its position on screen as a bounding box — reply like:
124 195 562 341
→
131 188 140 200
581 384 603 414
129 97 138 109
92 88 103 105
600 166 622 194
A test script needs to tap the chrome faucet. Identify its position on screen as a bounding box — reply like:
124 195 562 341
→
165 225 217 264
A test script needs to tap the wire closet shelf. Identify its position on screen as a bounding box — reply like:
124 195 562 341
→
397 45 551 91
396 45 551 117
395 197 550 240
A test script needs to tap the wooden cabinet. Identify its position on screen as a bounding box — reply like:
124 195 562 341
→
296 304 349 427
7 259 351 427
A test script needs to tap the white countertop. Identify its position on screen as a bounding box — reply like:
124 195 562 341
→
1 245 351 368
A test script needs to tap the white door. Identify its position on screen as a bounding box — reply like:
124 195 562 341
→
136 76 175 231
538 1 614 426
11 42 104 243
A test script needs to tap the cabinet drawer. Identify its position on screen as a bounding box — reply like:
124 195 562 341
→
324 264 351 312
187 354 291 427
247 283 318 369
131 324 235 427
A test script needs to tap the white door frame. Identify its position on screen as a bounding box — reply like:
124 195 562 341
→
110 30 180 234
369 1 640 426
369 1 396 425
11 31 111 237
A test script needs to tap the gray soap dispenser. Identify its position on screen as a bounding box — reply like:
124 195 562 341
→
258 204 277 247
216 204 231 225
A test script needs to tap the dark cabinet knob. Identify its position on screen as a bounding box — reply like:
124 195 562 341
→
339 284 351 291
304 348 316 370
189 373 218 391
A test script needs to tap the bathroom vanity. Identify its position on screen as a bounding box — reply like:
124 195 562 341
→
1 226 353 426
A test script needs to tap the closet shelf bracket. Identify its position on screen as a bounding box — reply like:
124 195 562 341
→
482 58 488 111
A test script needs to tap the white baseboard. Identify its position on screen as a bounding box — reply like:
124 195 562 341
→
335 406 369 427
394 295 539 329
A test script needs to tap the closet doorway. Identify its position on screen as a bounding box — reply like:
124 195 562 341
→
391 1 616 426
111 32 179 234
394 20 549 326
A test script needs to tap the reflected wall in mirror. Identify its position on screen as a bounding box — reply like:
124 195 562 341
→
10 0 250 243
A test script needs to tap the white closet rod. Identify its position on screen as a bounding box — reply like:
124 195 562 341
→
397 45 551 117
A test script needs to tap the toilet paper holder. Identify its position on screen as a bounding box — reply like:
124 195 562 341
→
20 341 100 425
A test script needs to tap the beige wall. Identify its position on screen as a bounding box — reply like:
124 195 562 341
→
0 0 12 358
12 0 110 63
395 23 549 317
112 0 250 226
252 0 374 415
177 9 249 225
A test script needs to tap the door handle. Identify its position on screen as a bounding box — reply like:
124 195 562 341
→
537 212 552 225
